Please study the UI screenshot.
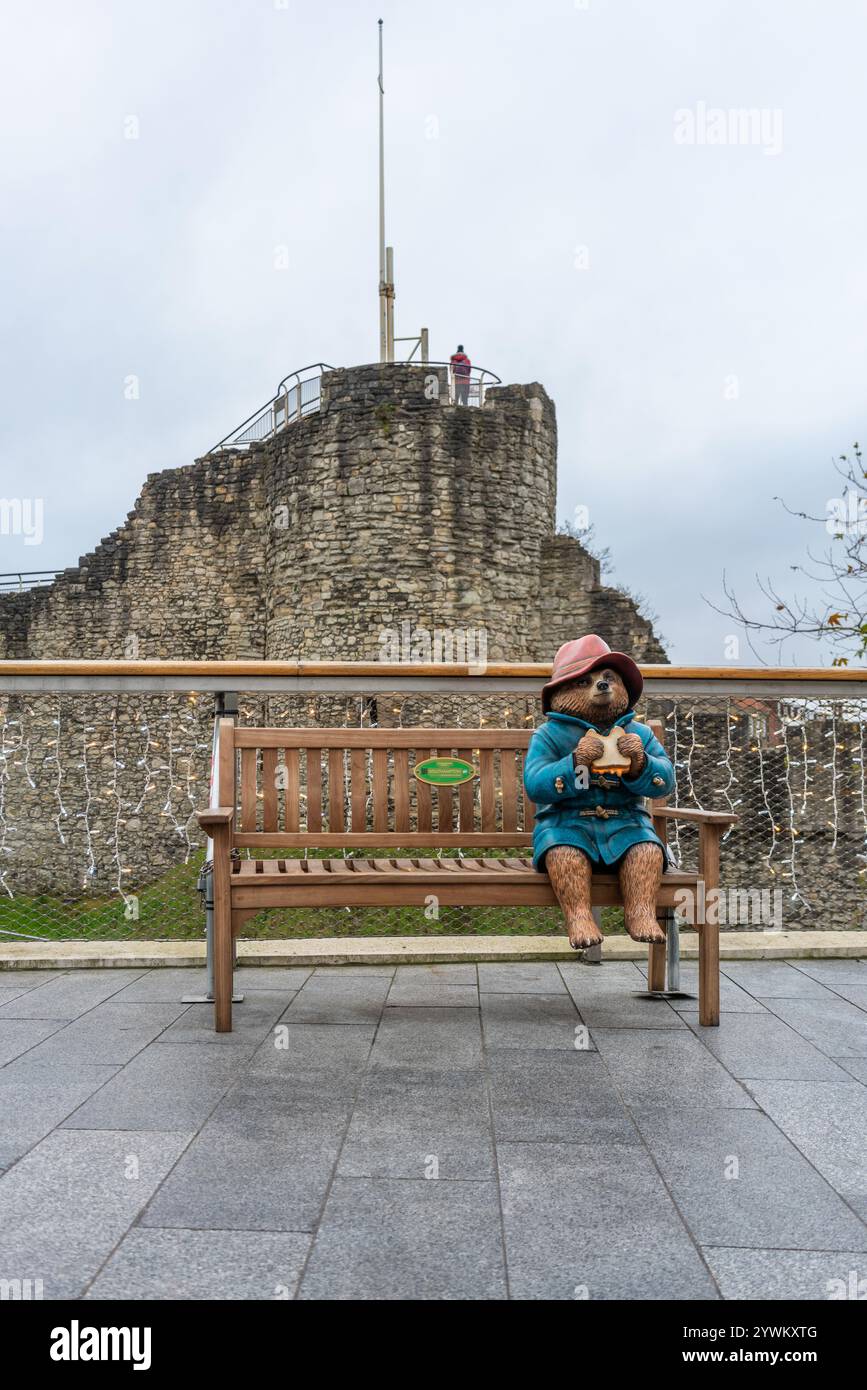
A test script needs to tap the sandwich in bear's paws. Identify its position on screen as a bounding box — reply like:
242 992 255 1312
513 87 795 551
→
523 634 676 951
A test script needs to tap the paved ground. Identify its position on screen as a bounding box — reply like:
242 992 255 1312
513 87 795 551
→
0 958 866 1300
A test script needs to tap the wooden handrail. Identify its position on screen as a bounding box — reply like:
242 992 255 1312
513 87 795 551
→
0 659 865 680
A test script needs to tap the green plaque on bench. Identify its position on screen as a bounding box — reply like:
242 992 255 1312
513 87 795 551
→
413 756 477 786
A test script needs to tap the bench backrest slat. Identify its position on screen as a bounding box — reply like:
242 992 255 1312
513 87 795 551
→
306 748 323 832
262 747 278 831
328 749 344 832
221 720 667 848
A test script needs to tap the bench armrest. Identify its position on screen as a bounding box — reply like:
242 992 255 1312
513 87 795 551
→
197 807 235 830
652 807 738 826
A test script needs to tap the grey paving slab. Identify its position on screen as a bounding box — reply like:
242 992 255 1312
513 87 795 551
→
478 962 568 994
62 1042 255 1132
0 1061 120 1168
486 1049 641 1145
108 968 216 1002
392 964 477 986
761 995 867 1058
232 967 314 991
368 1006 484 1070
0 969 148 1019
844 1195 867 1222
636 1108 867 1250
141 1076 349 1232
298 1176 506 1300
384 985 480 1008
0 970 68 989
636 962 769 1014
591 1029 757 1113
338 1067 493 1179
281 973 391 1024
246 1023 376 1076
703 1246 867 1301
497 1141 718 1300
721 961 838 999
743 1079 867 1198
86 1228 312 1300
0 967 148 1023
19 1001 189 1066
111 966 310 1002
311 965 395 977
789 960 867 987
20 1006 188 1067
157 990 291 1045
684 1012 854 1081
559 961 646 991
480 993 586 1050
811 981 867 1011
561 961 686 1029
830 1056 867 1083
0 1017 67 1067
0 1128 192 1298
0 971 69 1005
386 965 478 1008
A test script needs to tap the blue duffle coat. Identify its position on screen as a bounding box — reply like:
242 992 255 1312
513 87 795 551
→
523 711 676 871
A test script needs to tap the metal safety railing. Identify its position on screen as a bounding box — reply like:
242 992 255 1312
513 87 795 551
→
207 363 336 453
0 571 65 593
207 359 504 453
436 362 501 407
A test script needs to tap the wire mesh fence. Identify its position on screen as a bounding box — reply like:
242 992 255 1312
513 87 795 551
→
0 684 864 941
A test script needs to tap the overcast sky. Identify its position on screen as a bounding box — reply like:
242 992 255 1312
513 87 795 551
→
1 0 864 665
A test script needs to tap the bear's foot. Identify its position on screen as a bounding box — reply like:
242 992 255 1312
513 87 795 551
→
624 911 665 944
566 915 604 951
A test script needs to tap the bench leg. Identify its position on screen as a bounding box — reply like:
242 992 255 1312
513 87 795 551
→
212 834 233 1033
647 936 666 992
698 921 720 1026
697 825 722 1027
213 899 233 1033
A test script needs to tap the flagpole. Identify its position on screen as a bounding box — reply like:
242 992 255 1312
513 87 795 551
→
378 19 388 362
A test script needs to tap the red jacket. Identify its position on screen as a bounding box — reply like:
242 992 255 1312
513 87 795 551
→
450 352 471 378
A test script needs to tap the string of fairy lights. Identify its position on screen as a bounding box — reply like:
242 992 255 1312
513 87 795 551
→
656 696 867 907
0 691 865 924
0 693 212 912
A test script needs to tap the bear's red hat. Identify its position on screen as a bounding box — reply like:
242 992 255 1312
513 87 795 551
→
542 634 643 712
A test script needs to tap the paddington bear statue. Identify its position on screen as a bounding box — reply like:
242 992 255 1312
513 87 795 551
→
523 634 676 950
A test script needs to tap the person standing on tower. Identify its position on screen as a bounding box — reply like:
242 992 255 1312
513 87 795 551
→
450 344 471 405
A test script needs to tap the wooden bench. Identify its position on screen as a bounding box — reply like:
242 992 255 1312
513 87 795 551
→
197 720 736 1032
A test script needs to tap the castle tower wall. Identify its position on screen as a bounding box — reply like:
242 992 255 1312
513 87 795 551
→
262 365 558 661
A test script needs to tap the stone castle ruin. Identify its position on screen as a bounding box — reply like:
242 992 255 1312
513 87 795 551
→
0 365 664 666
0 363 863 932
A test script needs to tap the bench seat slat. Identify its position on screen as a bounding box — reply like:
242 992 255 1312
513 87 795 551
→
227 856 699 887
